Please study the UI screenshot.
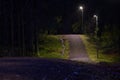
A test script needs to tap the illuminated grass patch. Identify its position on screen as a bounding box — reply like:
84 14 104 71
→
80 35 120 63
38 35 69 59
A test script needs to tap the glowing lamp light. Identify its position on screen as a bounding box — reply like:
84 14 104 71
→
93 15 98 18
79 6 83 10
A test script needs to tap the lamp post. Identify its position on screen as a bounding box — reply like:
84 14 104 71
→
93 15 98 37
93 15 99 58
93 15 98 28
79 6 84 33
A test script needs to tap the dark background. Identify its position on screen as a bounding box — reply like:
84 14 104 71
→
0 0 120 56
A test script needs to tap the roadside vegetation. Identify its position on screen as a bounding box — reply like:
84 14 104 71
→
80 35 120 63
38 35 69 59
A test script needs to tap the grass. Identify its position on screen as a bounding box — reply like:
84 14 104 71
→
80 35 120 63
38 35 69 59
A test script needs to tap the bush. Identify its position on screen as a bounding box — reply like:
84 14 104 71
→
100 25 120 53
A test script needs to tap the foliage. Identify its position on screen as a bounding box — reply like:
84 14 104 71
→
100 25 120 53
86 21 120 54
72 22 81 33
38 35 69 59
80 35 120 63
56 16 62 24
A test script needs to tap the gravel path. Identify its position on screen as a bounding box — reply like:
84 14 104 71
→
0 58 120 80
64 35 91 62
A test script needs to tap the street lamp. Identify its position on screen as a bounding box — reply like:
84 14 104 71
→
93 15 99 58
93 15 98 35
93 15 98 26
79 6 84 33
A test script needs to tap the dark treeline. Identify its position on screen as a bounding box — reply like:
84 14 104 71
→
0 0 39 56
0 0 81 57
0 0 72 56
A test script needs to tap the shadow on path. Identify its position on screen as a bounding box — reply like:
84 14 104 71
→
0 58 120 80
